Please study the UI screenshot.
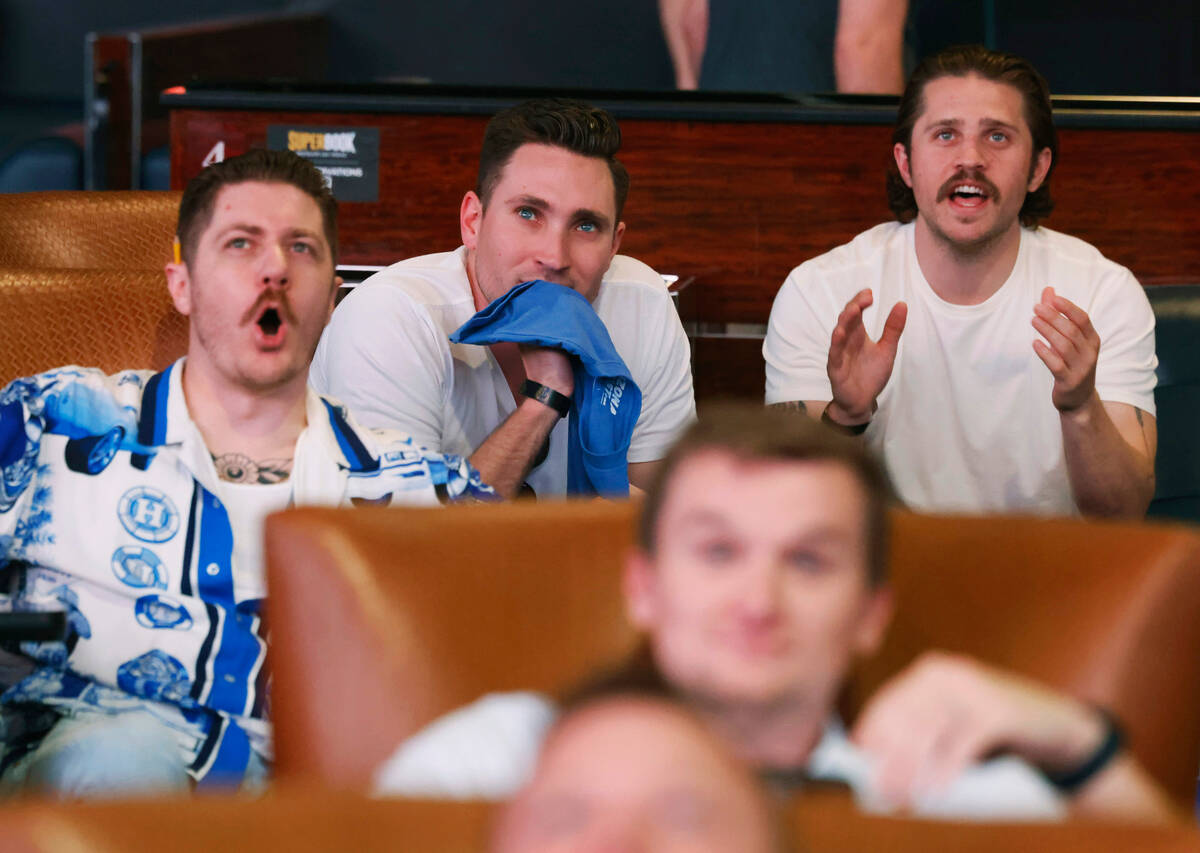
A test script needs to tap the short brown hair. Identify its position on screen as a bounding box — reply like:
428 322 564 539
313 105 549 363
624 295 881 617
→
638 404 895 586
886 44 1057 229
176 148 339 266
476 98 630 222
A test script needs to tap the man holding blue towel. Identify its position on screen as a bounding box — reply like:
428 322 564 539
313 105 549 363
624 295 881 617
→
311 99 696 498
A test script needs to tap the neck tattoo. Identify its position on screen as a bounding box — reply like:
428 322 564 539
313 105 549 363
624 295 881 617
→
212 452 293 484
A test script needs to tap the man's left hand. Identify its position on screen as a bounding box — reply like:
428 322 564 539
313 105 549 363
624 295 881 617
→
850 651 1105 807
1032 287 1100 413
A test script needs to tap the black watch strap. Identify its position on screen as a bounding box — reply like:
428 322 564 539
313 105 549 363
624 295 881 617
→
821 404 870 436
1043 708 1126 793
520 379 570 418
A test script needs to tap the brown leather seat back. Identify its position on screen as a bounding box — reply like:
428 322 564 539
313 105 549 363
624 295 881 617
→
848 510 1200 808
0 792 496 853
265 500 641 789
0 191 180 270
0 268 187 384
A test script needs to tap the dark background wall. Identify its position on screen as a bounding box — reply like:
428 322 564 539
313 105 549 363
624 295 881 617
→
1 0 1195 157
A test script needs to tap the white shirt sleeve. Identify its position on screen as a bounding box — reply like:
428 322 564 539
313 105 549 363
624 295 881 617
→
311 284 451 452
763 264 837 405
1090 266 1158 416
910 756 1066 821
627 290 696 464
372 692 557 800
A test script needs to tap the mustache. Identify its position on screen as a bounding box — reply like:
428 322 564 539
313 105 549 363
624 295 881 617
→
936 169 1001 203
241 290 295 326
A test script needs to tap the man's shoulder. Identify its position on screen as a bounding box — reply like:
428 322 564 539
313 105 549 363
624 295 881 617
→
1024 227 1135 277
355 248 472 309
792 221 911 279
600 254 671 298
3 365 155 410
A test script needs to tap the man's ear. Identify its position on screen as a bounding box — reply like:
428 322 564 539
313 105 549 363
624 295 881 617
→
460 191 484 250
1027 146 1053 193
622 547 658 630
326 274 343 324
853 585 893 658
893 143 913 188
164 261 193 317
610 220 625 259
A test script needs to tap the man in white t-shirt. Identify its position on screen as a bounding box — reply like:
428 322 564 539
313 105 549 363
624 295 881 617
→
764 45 1157 516
310 98 695 499
376 407 1175 823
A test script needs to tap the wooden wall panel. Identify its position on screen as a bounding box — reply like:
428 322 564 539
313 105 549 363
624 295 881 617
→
170 106 1199 400
172 109 1199 324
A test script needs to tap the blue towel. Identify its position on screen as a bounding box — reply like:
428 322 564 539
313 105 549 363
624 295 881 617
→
450 280 642 496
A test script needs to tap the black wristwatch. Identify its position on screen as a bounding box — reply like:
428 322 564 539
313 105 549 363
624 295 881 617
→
520 379 570 419
820 403 870 436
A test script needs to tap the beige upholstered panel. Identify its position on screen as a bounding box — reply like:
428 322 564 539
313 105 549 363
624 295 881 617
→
0 268 187 383
0 191 180 270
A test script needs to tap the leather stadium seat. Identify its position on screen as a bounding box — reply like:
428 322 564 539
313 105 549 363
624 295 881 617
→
1146 284 1200 523
265 501 640 790
0 191 179 270
0 268 187 384
0 791 496 852
264 501 1200 809
847 510 1200 809
0 786 1198 852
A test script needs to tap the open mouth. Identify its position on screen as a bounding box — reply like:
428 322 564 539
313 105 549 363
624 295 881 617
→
948 183 989 207
257 307 282 337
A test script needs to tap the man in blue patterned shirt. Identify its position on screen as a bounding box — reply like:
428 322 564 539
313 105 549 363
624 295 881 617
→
0 149 492 797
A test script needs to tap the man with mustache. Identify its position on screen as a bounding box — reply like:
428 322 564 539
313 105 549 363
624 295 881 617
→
0 149 489 797
763 45 1157 517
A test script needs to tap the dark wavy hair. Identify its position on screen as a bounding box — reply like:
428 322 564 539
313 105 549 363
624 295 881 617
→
476 97 630 221
176 148 338 266
887 44 1057 228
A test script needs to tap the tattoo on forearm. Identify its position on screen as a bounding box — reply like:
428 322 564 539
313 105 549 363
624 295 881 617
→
212 452 293 484
767 400 808 416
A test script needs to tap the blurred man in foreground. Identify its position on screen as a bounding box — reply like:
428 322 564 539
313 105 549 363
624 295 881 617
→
490 695 777 852
376 406 1175 823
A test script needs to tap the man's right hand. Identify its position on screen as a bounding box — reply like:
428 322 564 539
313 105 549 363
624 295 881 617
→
519 345 574 398
826 289 907 424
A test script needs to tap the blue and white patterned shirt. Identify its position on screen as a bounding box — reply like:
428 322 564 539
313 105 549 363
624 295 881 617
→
0 359 492 786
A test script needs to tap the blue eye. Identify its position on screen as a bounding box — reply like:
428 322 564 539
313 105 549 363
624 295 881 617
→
935 130 954 141
227 237 249 249
578 221 597 233
989 131 1008 143
517 207 536 220
292 241 312 254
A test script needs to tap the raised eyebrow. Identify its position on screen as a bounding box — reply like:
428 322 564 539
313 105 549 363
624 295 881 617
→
217 223 265 239
982 119 1021 134
508 194 550 211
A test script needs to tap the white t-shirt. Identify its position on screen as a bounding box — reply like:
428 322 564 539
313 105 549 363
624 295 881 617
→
310 248 696 497
764 222 1157 515
372 691 1065 821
